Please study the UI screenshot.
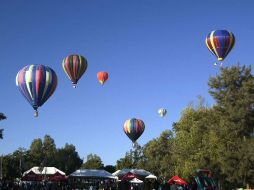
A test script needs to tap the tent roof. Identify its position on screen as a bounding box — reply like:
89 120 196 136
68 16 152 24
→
23 167 65 176
130 178 143 183
116 169 152 177
121 172 138 181
167 176 187 185
70 169 116 179
145 174 157 180
112 170 121 176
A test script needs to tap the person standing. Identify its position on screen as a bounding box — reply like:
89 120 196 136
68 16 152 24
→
170 182 178 190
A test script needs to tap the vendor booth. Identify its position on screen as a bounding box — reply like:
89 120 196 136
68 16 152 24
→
114 168 152 181
113 169 157 190
69 169 117 189
22 167 67 182
167 175 187 185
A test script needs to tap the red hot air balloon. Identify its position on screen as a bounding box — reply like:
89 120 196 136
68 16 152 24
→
97 71 108 85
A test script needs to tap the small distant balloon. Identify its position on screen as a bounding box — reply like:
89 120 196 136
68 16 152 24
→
16 64 58 117
123 118 145 147
0 129 3 139
62 54 88 88
97 71 108 85
205 29 235 65
158 108 167 117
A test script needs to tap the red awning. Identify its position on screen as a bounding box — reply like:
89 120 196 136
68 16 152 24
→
22 171 43 181
121 172 138 181
167 176 187 185
48 172 67 182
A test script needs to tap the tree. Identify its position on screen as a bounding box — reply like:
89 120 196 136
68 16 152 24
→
42 135 56 166
208 65 254 188
29 138 43 166
2 154 19 180
172 104 219 181
116 152 133 170
11 148 30 178
142 130 175 179
55 143 82 175
29 135 57 167
104 165 116 173
0 113 6 139
1 148 28 180
81 154 104 169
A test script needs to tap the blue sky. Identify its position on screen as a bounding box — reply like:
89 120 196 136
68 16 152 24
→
0 0 253 165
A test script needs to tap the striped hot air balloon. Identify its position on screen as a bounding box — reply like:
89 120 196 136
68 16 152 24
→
62 54 88 88
205 30 235 64
97 71 108 85
16 65 58 117
123 118 145 147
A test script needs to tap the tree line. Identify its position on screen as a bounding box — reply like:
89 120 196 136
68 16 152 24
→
1 65 254 189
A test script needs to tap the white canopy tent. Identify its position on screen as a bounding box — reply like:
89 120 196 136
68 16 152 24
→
130 178 143 183
23 167 65 176
70 169 116 179
145 174 157 180
116 169 152 178
112 170 121 176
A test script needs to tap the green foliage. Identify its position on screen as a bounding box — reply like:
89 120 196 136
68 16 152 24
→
142 130 175 179
42 135 57 166
116 152 133 170
173 105 219 181
28 135 57 167
54 143 82 175
2 135 82 178
115 144 144 170
104 165 116 173
0 113 6 139
114 65 254 189
208 65 254 188
2 154 19 179
29 138 43 166
81 153 104 169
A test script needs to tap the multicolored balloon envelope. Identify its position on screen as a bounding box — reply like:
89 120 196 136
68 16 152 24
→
62 54 88 88
158 108 167 117
16 64 58 117
97 71 108 85
205 29 235 62
123 118 145 146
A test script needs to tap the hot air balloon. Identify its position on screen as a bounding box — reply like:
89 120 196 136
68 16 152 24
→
158 108 167 117
16 65 58 117
205 29 235 66
62 54 88 88
123 118 145 147
0 129 3 139
97 71 108 85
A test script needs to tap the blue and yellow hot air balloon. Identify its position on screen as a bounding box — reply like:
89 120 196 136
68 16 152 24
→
16 65 58 117
205 30 235 65
123 118 145 147
62 54 88 88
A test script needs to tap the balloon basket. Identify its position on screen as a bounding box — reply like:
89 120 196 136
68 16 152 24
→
132 142 137 148
214 62 223 67
34 111 38 117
